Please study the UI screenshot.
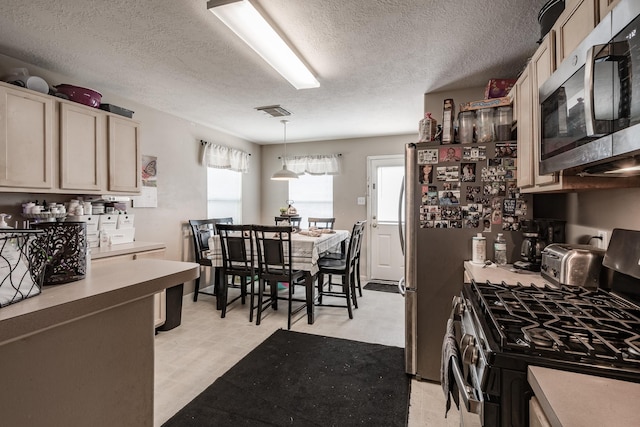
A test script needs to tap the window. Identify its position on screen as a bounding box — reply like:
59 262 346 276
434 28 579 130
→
207 168 242 222
288 174 333 224
376 166 404 222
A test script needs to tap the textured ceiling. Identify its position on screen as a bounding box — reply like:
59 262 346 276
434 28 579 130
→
0 0 548 144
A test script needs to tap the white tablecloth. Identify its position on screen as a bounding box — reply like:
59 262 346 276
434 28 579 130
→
207 229 349 276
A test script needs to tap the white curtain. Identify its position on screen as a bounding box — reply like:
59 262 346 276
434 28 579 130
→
284 154 341 175
201 141 250 173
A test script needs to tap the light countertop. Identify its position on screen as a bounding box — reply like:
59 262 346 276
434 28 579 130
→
0 258 198 344
528 366 640 427
464 260 553 287
90 241 166 259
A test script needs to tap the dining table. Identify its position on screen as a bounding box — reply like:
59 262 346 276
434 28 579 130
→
207 228 350 324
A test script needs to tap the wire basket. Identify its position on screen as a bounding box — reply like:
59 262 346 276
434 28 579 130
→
0 229 47 308
31 222 87 285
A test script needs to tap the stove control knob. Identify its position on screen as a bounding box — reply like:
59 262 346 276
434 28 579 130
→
462 342 479 366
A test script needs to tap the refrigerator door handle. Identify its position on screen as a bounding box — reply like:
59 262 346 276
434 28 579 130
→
398 176 405 256
398 276 406 296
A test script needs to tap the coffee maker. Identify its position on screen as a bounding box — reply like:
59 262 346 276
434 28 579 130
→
513 219 566 271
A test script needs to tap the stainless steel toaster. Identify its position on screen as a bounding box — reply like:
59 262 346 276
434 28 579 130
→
540 243 606 288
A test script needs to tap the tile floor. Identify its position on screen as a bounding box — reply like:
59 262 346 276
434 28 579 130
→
154 285 461 426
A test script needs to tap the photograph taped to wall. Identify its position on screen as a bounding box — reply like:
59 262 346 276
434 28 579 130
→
461 163 476 182
495 142 517 158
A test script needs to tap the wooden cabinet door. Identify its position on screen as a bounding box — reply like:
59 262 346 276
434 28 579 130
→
555 0 597 66
515 64 534 189
108 115 141 193
0 85 53 189
60 102 106 191
599 0 619 19
531 33 560 188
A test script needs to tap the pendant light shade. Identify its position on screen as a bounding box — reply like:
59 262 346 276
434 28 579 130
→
271 120 298 181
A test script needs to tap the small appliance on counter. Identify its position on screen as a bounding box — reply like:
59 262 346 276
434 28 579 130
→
513 219 547 271
540 243 606 288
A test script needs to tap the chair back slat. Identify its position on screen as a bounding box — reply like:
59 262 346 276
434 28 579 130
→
216 224 253 274
308 217 336 230
254 225 294 277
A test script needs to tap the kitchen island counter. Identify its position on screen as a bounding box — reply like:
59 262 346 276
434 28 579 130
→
528 366 640 427
0 258 199 427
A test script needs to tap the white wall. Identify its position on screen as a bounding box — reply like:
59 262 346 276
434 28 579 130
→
261 133 414 276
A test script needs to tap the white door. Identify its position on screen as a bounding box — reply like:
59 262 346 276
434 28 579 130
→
367 155 404 281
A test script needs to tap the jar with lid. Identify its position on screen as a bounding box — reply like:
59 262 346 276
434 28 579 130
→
476 108 494 143
458 111 474 144
495 106 513 141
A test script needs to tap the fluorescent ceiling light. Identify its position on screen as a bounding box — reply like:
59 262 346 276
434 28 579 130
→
207 0 320 90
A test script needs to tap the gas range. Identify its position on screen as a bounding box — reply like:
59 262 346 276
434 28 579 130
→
467 281 640 379
447 228 640 427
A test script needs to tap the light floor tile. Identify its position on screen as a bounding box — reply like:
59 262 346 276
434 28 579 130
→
154 287 460 426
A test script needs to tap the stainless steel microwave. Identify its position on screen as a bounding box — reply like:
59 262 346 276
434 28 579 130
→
539 0 640 176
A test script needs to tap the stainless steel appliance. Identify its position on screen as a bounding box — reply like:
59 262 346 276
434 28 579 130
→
539 0 640 176
540 243 605 288
447 228 640 426
401 142 527 381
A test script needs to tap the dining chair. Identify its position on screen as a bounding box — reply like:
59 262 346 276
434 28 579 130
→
316 220 366 318
215 224 257 320
274 216 301 231
188 218 233 302
253 225 306 329
308 217 336 229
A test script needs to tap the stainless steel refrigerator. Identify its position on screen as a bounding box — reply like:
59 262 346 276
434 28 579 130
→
401 141 527 381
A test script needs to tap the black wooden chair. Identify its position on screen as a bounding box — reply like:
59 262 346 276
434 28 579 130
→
274 216 301 231
188 218 233 302
307 217 336 229
216 224 257 320
316 221 366 317
253 225 306 329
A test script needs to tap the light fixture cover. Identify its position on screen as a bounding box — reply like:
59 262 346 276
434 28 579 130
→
207 0 319 89
271 164 299 180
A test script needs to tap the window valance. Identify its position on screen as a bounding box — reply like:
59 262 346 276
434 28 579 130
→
201 141 250 173
283 154 341 175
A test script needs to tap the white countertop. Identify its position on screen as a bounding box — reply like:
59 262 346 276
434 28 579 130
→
0 258 198 344
464 260 553 287
90 241 166 259
528 366 640 427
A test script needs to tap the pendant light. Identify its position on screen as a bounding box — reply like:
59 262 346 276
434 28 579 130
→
271 119 298 180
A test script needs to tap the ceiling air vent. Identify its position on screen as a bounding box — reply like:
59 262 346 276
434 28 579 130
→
255 105 291 117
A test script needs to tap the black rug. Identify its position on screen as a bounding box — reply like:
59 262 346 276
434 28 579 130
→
364 281 400 293
163 329 410 427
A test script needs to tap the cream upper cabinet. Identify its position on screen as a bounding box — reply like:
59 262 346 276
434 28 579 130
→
59 102 106 191
529 33 562 190
0 84 54 189
554 0 597 66
515 63 534 189
108 116 141 193
599 0 620 19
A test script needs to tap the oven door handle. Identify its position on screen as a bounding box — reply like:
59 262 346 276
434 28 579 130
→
451 357 481 414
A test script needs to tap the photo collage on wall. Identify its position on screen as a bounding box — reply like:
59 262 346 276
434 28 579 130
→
418 141 525 231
